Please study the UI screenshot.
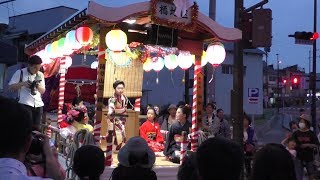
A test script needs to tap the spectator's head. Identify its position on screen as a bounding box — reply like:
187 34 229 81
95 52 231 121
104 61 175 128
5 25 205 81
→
287 137 296 150
289 121 298 131
243 113 252 128
0 96 33 160
177 101 186 107
72 96 83 107
197 137 243 180
118 136 155 168
178 152 199 180
176 105 191 123
113 80 125 95
299 114 311 130
73 145 105 180
216 109 224 119
112 136 157 180
167 104 177 117
28 55 42 75
205 103 215 114
251 143 296 180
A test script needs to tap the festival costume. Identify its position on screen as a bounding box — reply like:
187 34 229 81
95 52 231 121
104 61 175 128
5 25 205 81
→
107 93 128 150
140 120 164 152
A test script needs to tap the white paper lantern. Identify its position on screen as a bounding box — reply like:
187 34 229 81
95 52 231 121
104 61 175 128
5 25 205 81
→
65 30 82 51
206 42 226 67
64 56 72 69
35 50 51 65
105 29 127 52
177 52 194 70
91 61 98 69
143 58 153 72
152 57 164 72
164 54 178 71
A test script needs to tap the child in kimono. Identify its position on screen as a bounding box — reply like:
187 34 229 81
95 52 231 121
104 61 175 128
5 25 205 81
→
140 107 164 153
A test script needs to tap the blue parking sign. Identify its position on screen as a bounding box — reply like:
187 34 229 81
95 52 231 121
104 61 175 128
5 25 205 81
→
248 88 259 104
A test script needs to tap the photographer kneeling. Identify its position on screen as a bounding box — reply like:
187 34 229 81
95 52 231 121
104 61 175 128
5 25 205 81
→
0 96 62 180
9 55 45 131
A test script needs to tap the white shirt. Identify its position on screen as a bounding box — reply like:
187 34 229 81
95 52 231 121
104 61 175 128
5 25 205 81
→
0 158 52 180
9 68 45 107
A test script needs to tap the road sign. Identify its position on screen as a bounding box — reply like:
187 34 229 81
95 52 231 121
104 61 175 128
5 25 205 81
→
248 88 259 104
295 39 313 45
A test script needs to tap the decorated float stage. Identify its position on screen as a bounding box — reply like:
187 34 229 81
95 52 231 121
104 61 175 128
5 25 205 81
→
25 0 241 178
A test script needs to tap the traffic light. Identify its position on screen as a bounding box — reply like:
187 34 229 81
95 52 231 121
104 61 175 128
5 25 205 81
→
289 32 319 40
292 77 299 89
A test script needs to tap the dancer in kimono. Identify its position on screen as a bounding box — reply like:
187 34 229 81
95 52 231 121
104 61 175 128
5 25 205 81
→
106 80 129 150
164 105 192 164
140 107 164 153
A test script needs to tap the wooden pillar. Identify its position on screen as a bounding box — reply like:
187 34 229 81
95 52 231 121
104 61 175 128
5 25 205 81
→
93 27 108 145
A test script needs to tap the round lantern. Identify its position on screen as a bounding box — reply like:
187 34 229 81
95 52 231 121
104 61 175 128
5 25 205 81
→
64 56 72 69
75 26 93 46
45 43 52 58
91 61 98 69
143 58 153 72
105 29 127 52
36 50 51 65
177 52 194 70
152 57 164 72
206 42 226 67
65 30 82 50
51 41 59 58
164 54 178 71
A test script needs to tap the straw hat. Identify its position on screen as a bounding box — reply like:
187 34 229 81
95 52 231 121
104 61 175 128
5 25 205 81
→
118 136 156 168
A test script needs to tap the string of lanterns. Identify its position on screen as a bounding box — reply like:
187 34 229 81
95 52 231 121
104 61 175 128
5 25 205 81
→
35 26 227 73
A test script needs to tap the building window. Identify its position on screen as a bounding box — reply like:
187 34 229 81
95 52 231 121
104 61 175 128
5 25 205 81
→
221 64 247 75
269 76 277 82
222 64 233 74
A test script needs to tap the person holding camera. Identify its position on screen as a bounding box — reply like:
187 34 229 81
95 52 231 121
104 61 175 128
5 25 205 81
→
0 96 62 180
9 55 45 131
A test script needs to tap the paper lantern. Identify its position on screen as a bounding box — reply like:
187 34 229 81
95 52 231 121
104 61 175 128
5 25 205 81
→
206 42 226 67
177 52 194 70
164 54 178 71
64 56 72 69
36 50 51 65
65 30 82 50
45 43 52 58
143 58 153 72
51 41 59 58
91 61 98 69
153 57 164 72
105 29 127 51
75 26 93 46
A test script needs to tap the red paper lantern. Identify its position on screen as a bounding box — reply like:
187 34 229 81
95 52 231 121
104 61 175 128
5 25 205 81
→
75 26 93 46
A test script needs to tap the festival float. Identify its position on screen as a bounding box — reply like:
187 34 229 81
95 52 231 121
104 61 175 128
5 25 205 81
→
25 0 241 178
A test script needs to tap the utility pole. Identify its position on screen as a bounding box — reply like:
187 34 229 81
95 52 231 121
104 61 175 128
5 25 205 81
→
276 53 280 113
311 0 317 133
232 0 244 145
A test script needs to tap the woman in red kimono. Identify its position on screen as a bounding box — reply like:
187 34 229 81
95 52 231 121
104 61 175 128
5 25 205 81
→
140 107 164 152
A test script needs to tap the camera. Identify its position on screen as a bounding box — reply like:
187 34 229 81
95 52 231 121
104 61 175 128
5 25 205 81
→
29 80 41 95
28 133 43 155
